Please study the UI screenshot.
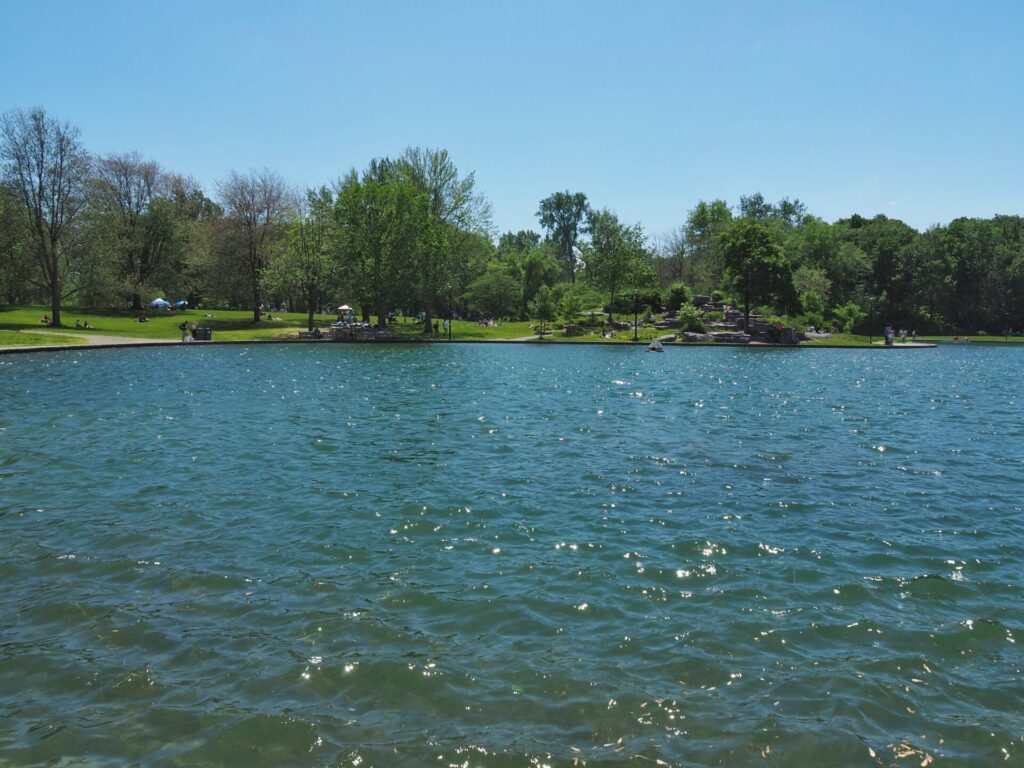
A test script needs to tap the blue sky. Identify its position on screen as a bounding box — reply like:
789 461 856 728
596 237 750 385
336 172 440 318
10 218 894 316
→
2 0 1022 239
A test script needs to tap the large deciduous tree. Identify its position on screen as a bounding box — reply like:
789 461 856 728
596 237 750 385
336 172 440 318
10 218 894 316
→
665 199 732 292
720 218 796 330
586 208 650 320
396 147 491 331
334 170 432 326
0 182 35 306
91 152 183 309
267 186 337 331
217 168 290 321
0 107 89 326
537 191 589 282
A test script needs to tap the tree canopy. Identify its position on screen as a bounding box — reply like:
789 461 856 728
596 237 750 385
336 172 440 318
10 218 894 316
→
3 105 1024 338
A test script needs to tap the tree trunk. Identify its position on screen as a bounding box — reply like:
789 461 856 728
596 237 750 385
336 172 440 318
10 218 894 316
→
423 309 432 333
307 306 315 332
131 292 143 311
252 281 262 322
50 276 63 328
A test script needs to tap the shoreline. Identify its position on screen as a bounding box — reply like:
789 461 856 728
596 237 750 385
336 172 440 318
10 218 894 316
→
0 333 939 356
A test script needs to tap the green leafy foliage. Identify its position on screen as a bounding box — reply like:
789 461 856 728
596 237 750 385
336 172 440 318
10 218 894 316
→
832 301 866 333
665 281 693 314
720 218 797 328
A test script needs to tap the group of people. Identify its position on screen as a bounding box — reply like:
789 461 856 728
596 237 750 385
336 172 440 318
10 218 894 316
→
178 320 200 342
39 314 93 329
883 326 916 345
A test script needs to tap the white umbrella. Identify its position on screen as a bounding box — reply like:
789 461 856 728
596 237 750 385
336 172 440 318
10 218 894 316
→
337 305 353 312
150 298 170 308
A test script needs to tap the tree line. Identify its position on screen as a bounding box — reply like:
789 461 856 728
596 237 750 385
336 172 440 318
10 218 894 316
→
2 106 1023 334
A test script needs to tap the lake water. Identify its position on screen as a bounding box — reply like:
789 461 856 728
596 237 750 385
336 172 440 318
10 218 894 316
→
1 343 1022 766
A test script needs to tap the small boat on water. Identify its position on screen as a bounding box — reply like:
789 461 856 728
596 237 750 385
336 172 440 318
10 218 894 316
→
648 340 665 352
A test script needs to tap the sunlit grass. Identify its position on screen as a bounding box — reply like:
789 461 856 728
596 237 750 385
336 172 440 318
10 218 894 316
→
0 329 87 347
0 306 335 341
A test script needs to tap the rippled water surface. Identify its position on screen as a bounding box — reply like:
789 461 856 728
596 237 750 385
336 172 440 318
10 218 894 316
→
1 343 1022 766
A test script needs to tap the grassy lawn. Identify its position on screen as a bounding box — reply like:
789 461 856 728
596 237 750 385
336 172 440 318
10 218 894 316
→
0 306 338 341
0 329 87 347
800 334 876 346
0 307 555 343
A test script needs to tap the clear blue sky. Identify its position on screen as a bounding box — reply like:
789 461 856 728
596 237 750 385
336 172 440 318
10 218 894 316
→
3 0 1022 239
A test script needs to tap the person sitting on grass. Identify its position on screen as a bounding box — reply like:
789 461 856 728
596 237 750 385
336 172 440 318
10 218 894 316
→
75 320 81 328
138 315 148 323
82 321 92 329
40 314 51 324
313 327 323 339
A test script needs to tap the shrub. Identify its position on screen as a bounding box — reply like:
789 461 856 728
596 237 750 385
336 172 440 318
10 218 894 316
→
665 282 693 314
677 304 707 332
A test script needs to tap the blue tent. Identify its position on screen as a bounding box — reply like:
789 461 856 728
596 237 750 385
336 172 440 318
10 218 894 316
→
173 300 188 308
149 298 170 308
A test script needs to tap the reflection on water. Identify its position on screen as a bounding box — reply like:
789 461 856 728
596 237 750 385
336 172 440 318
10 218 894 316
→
1 343 1022 766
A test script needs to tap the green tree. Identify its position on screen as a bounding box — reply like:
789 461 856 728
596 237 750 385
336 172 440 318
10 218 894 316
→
664 281 693 314
498 229 541 253
528 284 556 336
837 214 918 324
0 181 34 306
266 186 337 331
832 301 866 333
558 284 585 325
396 147 491 330
519 246 560 319
90 152 189 310
334 170 432 326
1 107 89 326
792 265 831 301
217 168 291 322
720 218 796 330
668 199 732 292
463 264 521 319
586 208 649 320
537 191 589 283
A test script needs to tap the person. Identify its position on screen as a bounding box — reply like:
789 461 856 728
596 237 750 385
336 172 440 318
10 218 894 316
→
313 326 323 339
138 315 148 323
83 321 92 329
40 314 51 324
179 320 188 342
442 318 449 335
190 321 198 336
75 320 81 328
433 320 439 335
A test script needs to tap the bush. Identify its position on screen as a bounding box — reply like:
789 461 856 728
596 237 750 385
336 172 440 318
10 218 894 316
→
665 282 693 314
831 301 866 334
677 304 707 333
